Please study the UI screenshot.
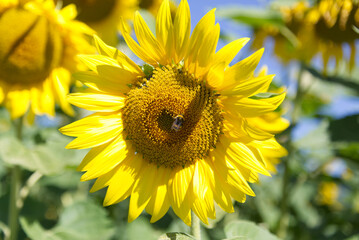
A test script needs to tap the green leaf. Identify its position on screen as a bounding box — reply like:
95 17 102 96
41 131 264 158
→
123 216 161 240
251 92 281 100
217 7 284 28
301 94 326 116
303 65 359 94
293 120 334 165
20 218 60 240
224 220 280 240
142 64 154 77
207 204 229 228
253 178 282 229
158 232 195 240
0 136 62 175
39 171 82 189
345 234 359 240
21 201 115 240
329 115 359 142
290 184 320 228
0 131 86 175
336 142 359 163
54 201 114 239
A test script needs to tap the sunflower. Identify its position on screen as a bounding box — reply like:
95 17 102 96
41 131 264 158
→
252 0 359 71
252 2 318 64
60 0 287 225
317 182 340 207
140 0 177 19
0 0 93 119
61 0 137 46
307 0 359 71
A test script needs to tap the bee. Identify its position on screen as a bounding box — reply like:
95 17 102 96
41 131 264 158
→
171 114 184 131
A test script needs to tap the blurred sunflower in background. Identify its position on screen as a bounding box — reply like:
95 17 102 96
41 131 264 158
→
317 182 341 207
252 2 318 64
61 0 176 46
252 0 359 71
139 0 177 18
61 0 137 46
60 0 287 225
308 0 359 70
0 0 93 120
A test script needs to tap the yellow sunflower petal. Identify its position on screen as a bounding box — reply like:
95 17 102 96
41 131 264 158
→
213 38 250 67
248 113 290 133
174 0 191 62
206 158 234 212
219 136 270 177
103 154 144 206
223 92 286 118
93 34 143 75
64 116 123 150
119 18 158 65
59 3 77 20
67 92 125 112
169 165 195 226
185 9 216 75
220 48 264 90
60 112 122 137
133 11 165 63
192 160 216 224
211 146 255 196
30 85 43 115
195 23 220 77
224 113 274 141
97 64 138 86
221 74 275 97
80 136 130 180
145 167 171 223
129 163 158 222
0 83 4 104
38 80 55 117
77 54 122 73
51 68 74 116
6 88 30 119
206 61 226 89
156 0 174 61
73 71 128 94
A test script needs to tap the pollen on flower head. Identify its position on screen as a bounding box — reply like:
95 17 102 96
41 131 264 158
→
123 65 223 168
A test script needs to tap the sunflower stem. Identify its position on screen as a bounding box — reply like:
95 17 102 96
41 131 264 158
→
8 116 24 240
276 64 305 238
17 171 43 210
190 211 201 240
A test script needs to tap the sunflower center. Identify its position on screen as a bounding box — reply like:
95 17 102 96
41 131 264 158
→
123 66 223 168
315 5 359 43
139 0 155 10
62 0 116 23
0 7 62 85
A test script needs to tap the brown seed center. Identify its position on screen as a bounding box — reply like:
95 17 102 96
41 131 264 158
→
123 66 223 168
